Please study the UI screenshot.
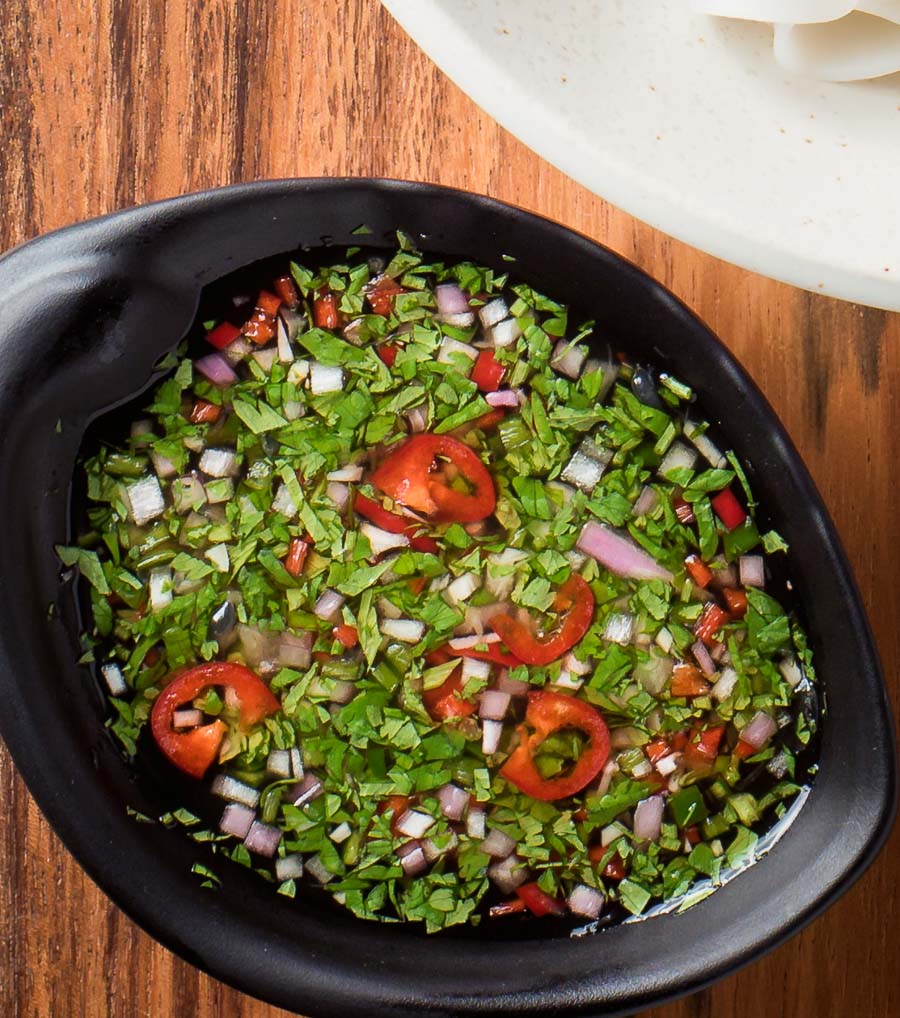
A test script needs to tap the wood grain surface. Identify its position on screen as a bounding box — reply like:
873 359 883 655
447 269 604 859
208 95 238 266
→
1 2 897 1016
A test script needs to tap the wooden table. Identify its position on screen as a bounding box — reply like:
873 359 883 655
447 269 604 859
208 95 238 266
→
1 2 897 1015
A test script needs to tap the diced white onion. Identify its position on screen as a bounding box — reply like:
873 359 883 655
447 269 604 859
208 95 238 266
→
309 362 344 394
481 719 504 755
634 652 673 696
482 827 517 858
423 832 459 863
172 708 203 729
314 589 346 622
251 347 278 374
495 671 530 697
437 336 478 366
199 448 240 478
655 753 681 776
360 522 410 556
550 339 587 379
631 758 653 779
380 618 425 643
601 822 628 847
276 316 293 363
448 633 501 651
490 317 523 348
633 795 665 842
149 567 173 612
596 759 618 796
568 884 604 919
287 360 311 385
125 475 165 526
221 336 252 366
604 612 634 645
211 774 261 808
712 666 738 701
478 298 508 330
479 689 511 720
632 485 660 518
466 808 486 840
405 405 429 433
204 543 230 573
655 627 675 654
289 747 303 779
282 399 305 421
488 854 528 894
485 548 527 600
561 450 606 494
445 572 481 604
288 773 323 807
150 451 177 479
397 841 428 877
739 555 765 588
267 750 292 778
658 441 698 480
330 822 352 844
438 783 469 821
441 311 476 328
327 464 364 482
275 853 304 880
100 663 127 697
553 669 584 691
173 476 206 513
327 680 357 705
219 803 256 839
462 657 492 683
305 854 333 884
779 655 804 689
741 710 778 750
395 809 436 839
325 481 350 512
686 424 726 468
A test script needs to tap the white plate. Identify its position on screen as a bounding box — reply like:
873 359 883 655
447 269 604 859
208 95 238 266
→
383 0 900 310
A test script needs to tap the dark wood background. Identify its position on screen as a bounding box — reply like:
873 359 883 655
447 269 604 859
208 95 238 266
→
1 2 897 1015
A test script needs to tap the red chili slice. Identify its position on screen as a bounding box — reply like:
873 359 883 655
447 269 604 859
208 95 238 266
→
470 350 506 392
500 690 610 802
313 290 340 329
670 663 710 698
711 488 747 531
682 724 725 771
190 399 221 424
354 492 439 553
516 882 566 917
366 276 404 316
376 343 400 368
284 537 310 577
446 644 524 669
422 649 477 721
150 662 280 779
488 575 594 667
242 290 282 345
273 274 300 309
205 322 241 350
694 602 729 645
370 434 496 524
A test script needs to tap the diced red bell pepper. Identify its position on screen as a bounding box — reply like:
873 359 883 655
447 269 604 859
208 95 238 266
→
722 588 748 619
353 492 439 553
682 724 725 771
150 662 280 779
370 433 496 524
489 575 594 667
243 290 282 345
190 399 221 424
444 643 524 669
376 343 400 368
284 537 310 577
333 624 359 649
205 321 242 350
734 739 757 760
694 602 730 646
711 488 747 531
500 690 610 801
603 855 627 881
673 496 695 525
313 290 340 329
644 738 672 765
470 350 507 392
422 649 476 722
489 898 528 918
684 555 713 588
366 276 404 316
684 826 701 845
670 663 710 698
516 882 566 917
406 576 428 596
273 274 300 309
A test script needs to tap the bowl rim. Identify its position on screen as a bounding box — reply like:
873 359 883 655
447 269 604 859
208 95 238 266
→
0 178 895 1018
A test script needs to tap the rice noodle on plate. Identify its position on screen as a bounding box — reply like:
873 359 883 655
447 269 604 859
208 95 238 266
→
691 1 900 80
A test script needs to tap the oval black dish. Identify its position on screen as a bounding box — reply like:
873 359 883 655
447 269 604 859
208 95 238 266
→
0 180 894 1017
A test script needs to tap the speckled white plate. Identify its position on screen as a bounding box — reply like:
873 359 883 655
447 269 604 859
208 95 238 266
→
382 0 900 309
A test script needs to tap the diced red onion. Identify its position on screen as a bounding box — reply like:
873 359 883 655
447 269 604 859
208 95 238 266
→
279 630 312 669
360 522 410 556
305 854 334 884
423 831 458 863
195 352 238 387
494 670 530 697
741 710 778 750
710 564 738 589
395 809 436 839
485 388 522 408
237 624 280 669
325 481 350 512
577 522 674 583
633 795 665 842
435 282 471 316
692 640 716 677
173 708 203 729
288 772 323 808
479 689 511 721
568 884 604 919
100 663 127 697
481 828 517 858
125 475 165 526
219 803 256 839
267 749 292 778
466 808 486 840
274 853 304 881
211 774 261 808
380 618 425 643
710 640 728 663
487 854 527 894
150 451 177 479
309 362 344 394
438 783 469 821
739 555 765 588
481 719 504 755
478 298 508 330
632 485 660 518
550 340 587 379
314 589 346 623
327 680 356 705
397 840 428 876
244 821 282 858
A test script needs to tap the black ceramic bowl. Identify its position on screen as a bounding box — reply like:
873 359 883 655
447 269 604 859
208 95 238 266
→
0 180 894 1017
